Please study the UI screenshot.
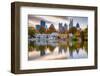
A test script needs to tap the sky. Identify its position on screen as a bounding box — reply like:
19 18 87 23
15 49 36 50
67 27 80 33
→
28 15 88 30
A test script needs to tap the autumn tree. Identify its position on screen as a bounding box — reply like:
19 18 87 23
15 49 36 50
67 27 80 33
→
39 26 46 34
47 24 56 34
69 27 77 34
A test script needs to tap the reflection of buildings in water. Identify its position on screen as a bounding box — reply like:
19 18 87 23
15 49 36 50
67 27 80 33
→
40 50 45 56
72 48 88 59
28 46 87 60
28 39 88 60
58 47 67 54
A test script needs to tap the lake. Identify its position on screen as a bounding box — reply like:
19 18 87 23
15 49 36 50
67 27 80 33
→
28 39 88 60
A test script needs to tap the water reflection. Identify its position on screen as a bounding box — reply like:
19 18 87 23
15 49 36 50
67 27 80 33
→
28 39 88 60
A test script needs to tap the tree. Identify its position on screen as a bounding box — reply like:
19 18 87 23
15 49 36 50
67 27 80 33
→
39 26 46 34
83 27 88 41
46 29 50 34
69 27 77 34
28 27 36 37
48 24 56 34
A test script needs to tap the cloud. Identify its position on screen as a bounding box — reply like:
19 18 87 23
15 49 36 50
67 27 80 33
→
28 15 88 30
28 15 69 24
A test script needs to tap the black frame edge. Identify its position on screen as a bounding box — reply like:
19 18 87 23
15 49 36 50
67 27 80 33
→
11 2 16 73
94 7 98 69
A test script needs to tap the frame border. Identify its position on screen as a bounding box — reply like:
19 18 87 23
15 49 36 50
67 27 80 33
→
11 2 98 74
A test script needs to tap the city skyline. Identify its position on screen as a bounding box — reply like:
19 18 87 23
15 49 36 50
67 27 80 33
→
28 15 88 30
28 15 88 60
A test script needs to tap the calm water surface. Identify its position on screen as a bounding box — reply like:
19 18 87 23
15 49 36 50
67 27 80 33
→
28 39 88 60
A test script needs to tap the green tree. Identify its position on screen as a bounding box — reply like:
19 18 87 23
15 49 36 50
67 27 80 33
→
83 27 88 41
28 27 36 37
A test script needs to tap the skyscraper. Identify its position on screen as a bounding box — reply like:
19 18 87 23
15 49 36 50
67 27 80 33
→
59 23 68 33
64 23 68 31
36 25 40 30
76 22 80 30
69 19 73 29
40 20 47 29
59 23 63 33
40 20 46 27
76 23 80 28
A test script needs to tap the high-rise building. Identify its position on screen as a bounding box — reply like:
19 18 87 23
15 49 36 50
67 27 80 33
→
76 22 80 30
45 25 47 29
36 25 40 30
40 20 46 27
40 20 47 29
76 23 80 28
64 23 68 31
59 23 68 33
59 23 63 33
62 27 65 33
69 19 73 29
